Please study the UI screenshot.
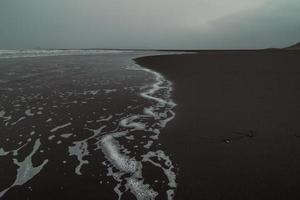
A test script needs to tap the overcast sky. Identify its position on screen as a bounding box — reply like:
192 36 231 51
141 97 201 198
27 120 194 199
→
1 0 300 49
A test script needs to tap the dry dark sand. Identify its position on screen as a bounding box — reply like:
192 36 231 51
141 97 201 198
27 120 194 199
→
135 50 300 200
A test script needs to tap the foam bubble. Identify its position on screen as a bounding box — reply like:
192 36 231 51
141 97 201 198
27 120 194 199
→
143 141 153 149
142 150 177 188
0 148 9 156
61 133 73 138
101 133 160 200
68 141 89 175
68 125 107 175
10 116 26 126
127 178 158 200
50 122 72 133
0 110 5 118
101 135 138 173
120 116 146 130
25 109 34 116
104 89 117 94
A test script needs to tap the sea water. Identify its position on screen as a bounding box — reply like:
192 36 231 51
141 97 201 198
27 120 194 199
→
0 50 177 199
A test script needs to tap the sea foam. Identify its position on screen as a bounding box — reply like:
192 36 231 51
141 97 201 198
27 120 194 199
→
0 139 48 198
98 64 177 200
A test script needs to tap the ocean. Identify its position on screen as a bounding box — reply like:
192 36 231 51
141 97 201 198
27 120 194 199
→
0 50 177 200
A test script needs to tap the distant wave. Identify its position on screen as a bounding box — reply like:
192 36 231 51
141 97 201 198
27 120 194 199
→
0 49 131 59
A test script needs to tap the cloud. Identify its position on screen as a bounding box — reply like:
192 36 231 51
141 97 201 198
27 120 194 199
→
183 0 300 49
0 0 299 49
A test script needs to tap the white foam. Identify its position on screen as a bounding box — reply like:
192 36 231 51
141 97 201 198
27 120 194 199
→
25 109 34 116
10 116 26 126
68 141 89 175
61 133 73 138
127 178 158 200
0 139 48 198
101 135 138 173
142 150 177 188
104 89 117 94
143 107 156 118
83 90 99 95
130 64 176 130
143 140 153 149
48 135 55 140
101 133 159 200
1 112 12 126
0 110 6 118
126 135 135 140
68 125 107 175
21 73 40 79
96 115 113 123
0 148 9 156
120 116 146 130
50 122 72 132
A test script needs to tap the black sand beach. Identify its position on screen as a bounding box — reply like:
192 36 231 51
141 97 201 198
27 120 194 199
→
135 50 300 200
1 50 300 200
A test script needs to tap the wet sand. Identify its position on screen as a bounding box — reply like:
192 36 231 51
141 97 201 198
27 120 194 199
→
135 50 300 200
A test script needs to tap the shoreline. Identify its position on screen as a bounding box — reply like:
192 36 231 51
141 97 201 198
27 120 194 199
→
135 50 300 199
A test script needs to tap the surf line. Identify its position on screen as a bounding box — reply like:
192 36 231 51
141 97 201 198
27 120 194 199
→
100 63 177 200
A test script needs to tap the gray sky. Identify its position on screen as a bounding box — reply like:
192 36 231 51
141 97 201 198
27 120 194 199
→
1 0 300 49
